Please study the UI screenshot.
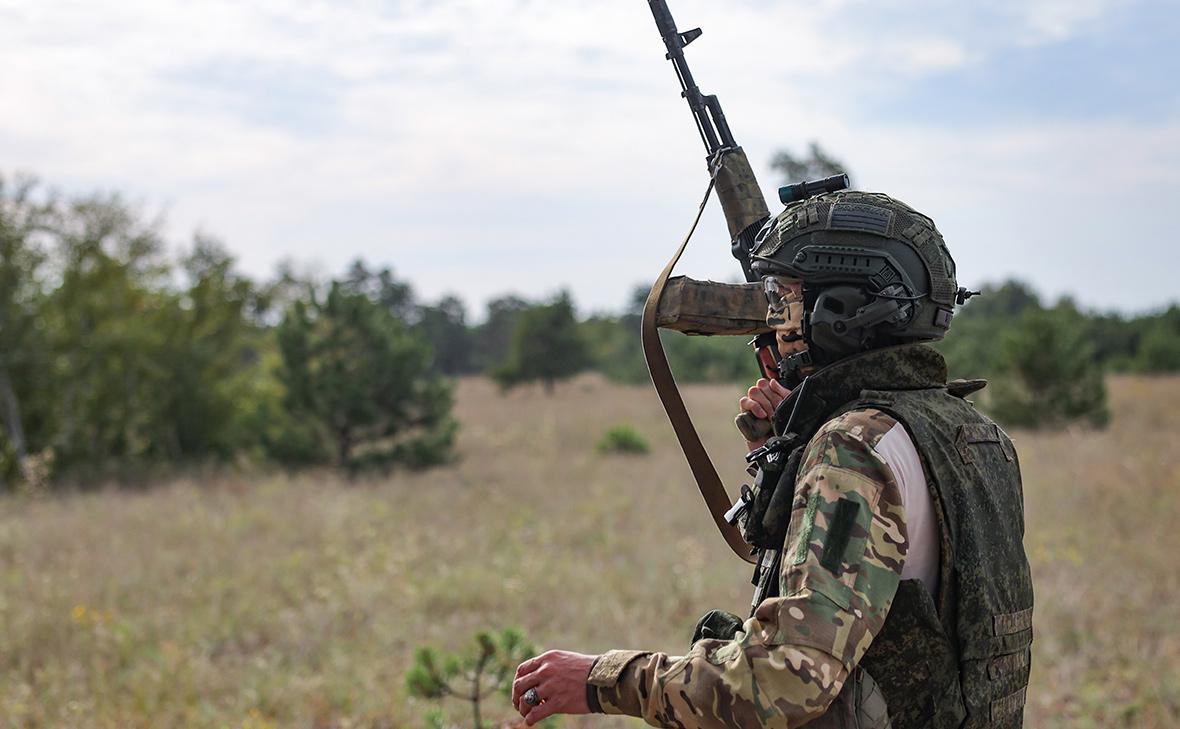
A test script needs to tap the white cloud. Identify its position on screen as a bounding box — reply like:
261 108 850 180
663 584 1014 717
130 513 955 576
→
0 0 1172 314
1017 0 1130 43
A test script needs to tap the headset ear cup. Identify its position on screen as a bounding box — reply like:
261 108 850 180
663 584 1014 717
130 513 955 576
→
808 286 912 358
808 286 871 358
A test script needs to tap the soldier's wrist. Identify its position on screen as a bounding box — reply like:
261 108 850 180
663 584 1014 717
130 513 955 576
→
585 650 651 717
586 649 647 686
584 654 604 713
585 682 603 713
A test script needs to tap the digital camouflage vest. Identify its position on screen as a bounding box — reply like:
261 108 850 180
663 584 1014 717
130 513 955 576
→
765 344 1034 729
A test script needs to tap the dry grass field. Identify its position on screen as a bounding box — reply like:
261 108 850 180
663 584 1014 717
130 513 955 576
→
1 375 1177 729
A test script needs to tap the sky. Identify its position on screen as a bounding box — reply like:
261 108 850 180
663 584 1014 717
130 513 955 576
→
1 0 1177 317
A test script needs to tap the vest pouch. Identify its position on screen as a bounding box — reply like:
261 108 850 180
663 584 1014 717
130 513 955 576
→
860 580 966 729
957 606 1033 728
759 444 805 547
741 439 803 551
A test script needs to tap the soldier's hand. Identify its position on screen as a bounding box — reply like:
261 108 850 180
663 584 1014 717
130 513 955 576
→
741 377 789 419
739 378 790 449
512 649 596 725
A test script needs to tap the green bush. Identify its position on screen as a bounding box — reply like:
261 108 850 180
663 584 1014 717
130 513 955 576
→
276 280 456 470
596 425 650 455
987 306 1110 429
493 292 587 394
1135 319 1180 373
580 309 759 386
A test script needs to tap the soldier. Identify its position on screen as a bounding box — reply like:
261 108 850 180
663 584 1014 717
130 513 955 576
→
512 191 1034 728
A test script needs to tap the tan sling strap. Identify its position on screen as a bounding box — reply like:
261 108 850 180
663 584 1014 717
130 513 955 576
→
641 178 756 564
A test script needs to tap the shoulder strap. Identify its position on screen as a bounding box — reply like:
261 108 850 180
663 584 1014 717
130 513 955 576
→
641 178 755 564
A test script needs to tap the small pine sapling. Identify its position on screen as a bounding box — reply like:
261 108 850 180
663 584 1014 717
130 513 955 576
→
406 628 549 729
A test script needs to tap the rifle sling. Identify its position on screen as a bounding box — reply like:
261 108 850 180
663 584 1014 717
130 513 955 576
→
641 178 756 564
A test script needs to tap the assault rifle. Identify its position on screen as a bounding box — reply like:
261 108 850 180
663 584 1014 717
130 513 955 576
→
646 0 779 375
641 1 849 562
639 0 777 563
646 0 850 381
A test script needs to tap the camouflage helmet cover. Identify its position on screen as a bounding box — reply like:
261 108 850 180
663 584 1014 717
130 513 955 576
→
750 190 959 345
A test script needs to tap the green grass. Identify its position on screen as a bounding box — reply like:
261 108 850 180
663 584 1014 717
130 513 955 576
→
0 374 1177 728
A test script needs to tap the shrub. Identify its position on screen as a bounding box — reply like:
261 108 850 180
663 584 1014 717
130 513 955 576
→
493 292 587 394
1135 319 1180 373
276 282 456 470
596 425 650 455
987 306 1110 429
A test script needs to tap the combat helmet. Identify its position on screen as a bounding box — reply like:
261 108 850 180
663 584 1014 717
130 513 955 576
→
751 190 971 370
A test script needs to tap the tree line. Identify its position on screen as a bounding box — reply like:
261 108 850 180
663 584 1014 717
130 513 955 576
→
0 176 462 487
2 172 1178 489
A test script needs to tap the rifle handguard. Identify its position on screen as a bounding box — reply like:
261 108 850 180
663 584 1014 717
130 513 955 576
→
713 148 770 241
655 276 773 336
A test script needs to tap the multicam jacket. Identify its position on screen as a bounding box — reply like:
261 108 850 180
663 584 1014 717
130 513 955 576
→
588 405 908 728
587 344 1034 729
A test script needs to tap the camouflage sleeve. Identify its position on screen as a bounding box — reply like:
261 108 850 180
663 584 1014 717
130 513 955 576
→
589 408 909 728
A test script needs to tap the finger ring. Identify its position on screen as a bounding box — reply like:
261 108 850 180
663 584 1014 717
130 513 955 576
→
524 687 541 707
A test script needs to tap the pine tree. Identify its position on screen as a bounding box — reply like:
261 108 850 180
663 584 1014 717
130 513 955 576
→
276 279 456 469
988 304 1110 429
493 292 587 394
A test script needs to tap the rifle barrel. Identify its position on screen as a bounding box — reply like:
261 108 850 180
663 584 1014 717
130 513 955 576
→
647 0 729 154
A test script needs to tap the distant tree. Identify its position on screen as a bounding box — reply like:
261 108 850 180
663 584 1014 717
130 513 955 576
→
580 283 759 386
472 295 529 372
965 280 1042 320
770 141 850 185
417 295 474 375
1079 312 1136 371
938 279 1043 379
255 260 319 325
1134 307 1180 372
987 304 1109 429
276 278 455 469
580 314 644 384
579 284 645 384
2 180 292 483
41 192 174 469
340 259 417 322
159 237 265 457
0 174 51 487
661 330 758 382
493 292 587 393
